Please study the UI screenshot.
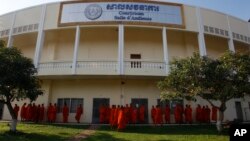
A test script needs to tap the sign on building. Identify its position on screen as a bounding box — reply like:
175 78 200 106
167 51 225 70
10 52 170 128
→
58 1 185 28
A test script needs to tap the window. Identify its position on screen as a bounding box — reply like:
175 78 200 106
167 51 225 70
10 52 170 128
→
57 98 70 113
130 54 141 59
70 98 83 113
130 54 141 68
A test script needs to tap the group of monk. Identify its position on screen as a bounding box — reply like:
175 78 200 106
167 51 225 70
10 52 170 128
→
196 104 218 123
16 103 46 122
14 102 83 123
151 104 218 125
99 104 146 131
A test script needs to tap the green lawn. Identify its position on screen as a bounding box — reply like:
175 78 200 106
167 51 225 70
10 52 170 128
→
0 122 89 141
0 123 229 141
84 125 229 141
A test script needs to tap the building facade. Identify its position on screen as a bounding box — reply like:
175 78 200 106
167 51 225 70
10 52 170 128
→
0 0 250 123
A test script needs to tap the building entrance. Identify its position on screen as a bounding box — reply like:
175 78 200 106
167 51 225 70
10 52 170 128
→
92 98 110 123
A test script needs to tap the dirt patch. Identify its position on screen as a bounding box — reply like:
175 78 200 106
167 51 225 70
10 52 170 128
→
67 125 99 141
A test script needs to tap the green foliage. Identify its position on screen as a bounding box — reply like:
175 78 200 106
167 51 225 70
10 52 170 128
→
158 51 250 109
0 40 43 104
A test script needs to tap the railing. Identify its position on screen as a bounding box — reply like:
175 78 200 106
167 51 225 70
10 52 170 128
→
125 61 165 69
37 60 167 76
124 60 166 76
76 60 118 74
38 61 72 75
77 60 117 69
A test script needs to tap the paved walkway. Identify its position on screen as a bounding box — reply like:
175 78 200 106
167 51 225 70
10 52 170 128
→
67 125 99 141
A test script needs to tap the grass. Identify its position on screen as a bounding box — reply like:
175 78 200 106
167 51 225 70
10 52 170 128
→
84 125 229 141
0 123 229 141
0 122 89 141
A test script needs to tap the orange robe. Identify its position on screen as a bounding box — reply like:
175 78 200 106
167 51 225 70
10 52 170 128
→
201 107 206 122
212 106 218 121
124 106 130 124
105 107 110 123
47 105 53 122
26 105 32 121
131 108 137 124
174 105 180 123
113 108 119 126
155 107 163 125
75 106 83 123
139 105 145 123
110 108 115 126
99 106 106 123
187 107 192 123
206 107 211 123
151 107 156 124
165 106 170 124
51 105 57 122
196 106 202 122
39 106 45 122
21 105 26 120
63 106 69 123
117 109 126 130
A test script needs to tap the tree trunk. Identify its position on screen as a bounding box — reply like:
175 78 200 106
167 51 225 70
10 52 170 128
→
216 102 226 133
6 102 17 132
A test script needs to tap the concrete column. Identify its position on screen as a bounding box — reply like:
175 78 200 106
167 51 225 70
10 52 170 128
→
226 16 235 52
34 4 47 68
7 12 16 47
118 24 124 75
162 27 169 74
196 7 207 56
72 26 81 74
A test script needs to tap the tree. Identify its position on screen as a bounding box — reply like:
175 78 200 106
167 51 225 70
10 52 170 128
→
158 51 250 132
0 40 43 132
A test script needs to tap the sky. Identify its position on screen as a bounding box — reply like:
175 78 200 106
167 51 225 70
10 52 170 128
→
0 0 249 21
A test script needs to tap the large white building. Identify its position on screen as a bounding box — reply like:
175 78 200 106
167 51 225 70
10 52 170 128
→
0 0 250 123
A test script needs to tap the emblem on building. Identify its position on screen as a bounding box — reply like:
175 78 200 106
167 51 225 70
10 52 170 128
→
84 4 102 20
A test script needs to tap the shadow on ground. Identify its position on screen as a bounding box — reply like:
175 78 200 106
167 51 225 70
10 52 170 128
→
0 131 65 141
97 125 229 136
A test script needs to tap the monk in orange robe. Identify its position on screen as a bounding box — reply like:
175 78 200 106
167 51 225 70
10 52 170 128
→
187 105 192 124
129 104 133 124
110 105 116 128
201 106 206 123
165 105 170 124
26 104 32 121
155 105 163 125
196 104 202 123
99 104 106 123
47 103 53 123
117 106 126 131
63 103 69 123
113 105 120 127
212 106 218 121
75 104 83 123
184 104 189 123
105 105 110 123
31 103 37 122
179 105 184 123
124 104 130 124
39 104 45 122
13 104 20 119
139 105 145 123
174 104 180 123
51 103 57 123
131 106 138 124
151 105 156 125
21 103 27 121
205 105 211 123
